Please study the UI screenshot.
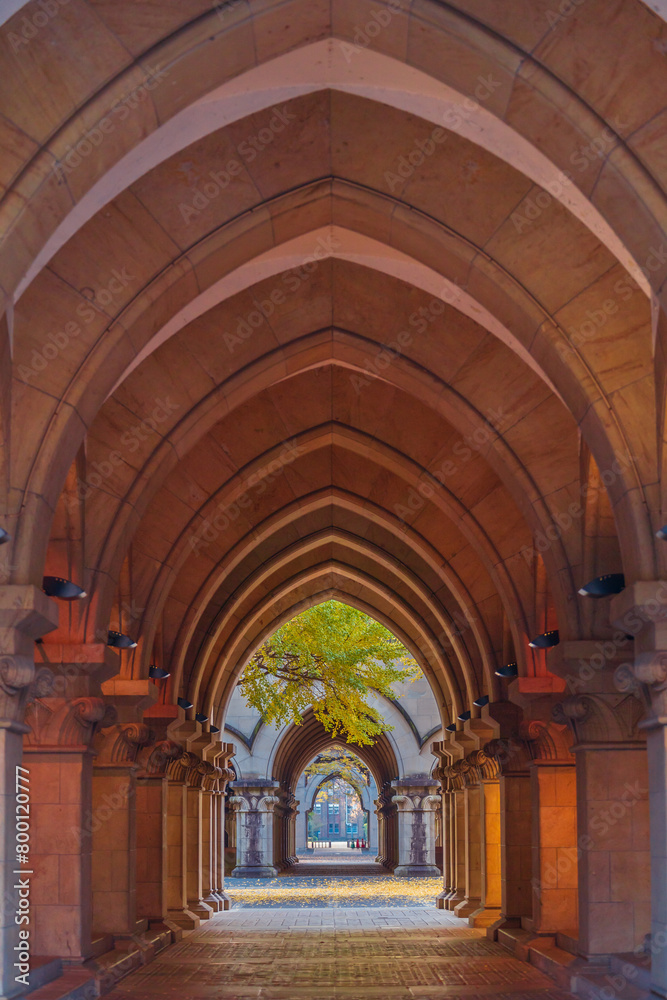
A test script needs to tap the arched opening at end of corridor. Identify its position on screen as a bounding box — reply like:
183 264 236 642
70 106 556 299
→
221 600 448 907
304 750 372 850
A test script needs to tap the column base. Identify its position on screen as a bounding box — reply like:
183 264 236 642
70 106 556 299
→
204 893 224 912
436 888 456 909
454 896 482 918
166 908 201 930
187 900 215 920
394 864 441 878
230 866 278 878
214 891 232 910
445 890 465 911
468 905 503 929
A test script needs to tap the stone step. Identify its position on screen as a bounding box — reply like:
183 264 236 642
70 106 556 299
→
496 926 542 961
24 969 97 1000
527 938 586 990
556 930 579 955
24 923 175 1000
610 952 652 991
571 973 652 1000
23 956 63 993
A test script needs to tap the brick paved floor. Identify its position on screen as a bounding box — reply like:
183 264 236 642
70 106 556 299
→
107 908 579 1000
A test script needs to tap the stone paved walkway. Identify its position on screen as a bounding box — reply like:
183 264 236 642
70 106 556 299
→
107 908 578 1000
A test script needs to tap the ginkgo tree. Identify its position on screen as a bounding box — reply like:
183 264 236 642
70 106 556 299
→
239 600 421 745
305 748 371 786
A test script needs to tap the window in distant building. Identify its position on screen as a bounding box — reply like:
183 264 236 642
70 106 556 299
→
334 824 339 833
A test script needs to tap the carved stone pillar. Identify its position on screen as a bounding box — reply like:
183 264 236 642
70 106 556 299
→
135 739 183 926
200 765 223 912
375 783 397 868
483 737 533 931
228 781 280 877
24 683 108 962
165 751 200 930
465 750 502 928
521 720 578 937
609 580 667 997
452 759 483 919
0 585 59 997
209 746 234 910
553 688 649 960
22 639 119 964
185 759 215 920
391 778 441 877
91 722 151 937
432 746 454 908
274 790 298 870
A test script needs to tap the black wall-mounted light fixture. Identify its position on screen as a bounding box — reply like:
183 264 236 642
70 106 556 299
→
149 665 170 680
495 661 518 678
445 722 457 732
210 725 220 734
473 695 489 708
195 712 209 724
177 697 194 711
42 576 87 600
578 573 625 598
457 709 471 722
529 630 560 649
107 630 137 649
0 528 10 545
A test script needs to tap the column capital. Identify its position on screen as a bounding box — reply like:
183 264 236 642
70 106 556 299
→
228 780 280 813
94 721 152 766
0 584 59 639
465 749 500 781
444 758 474 789
610 579 667 628
552 691 645 747
615 652 667 727
136 738 183 777
0 584 60 723
519 718 574 763
167 749 202 784
391 780 441 812
482 737 532 775
24 693 110 749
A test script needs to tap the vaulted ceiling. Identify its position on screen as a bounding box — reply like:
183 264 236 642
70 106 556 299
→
2 0 665 730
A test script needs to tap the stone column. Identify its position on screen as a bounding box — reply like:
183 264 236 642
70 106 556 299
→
273 790 294 871
200 764 225 913
165 751 200 930
91 722 152 938
0 586 59 998
24 691 107 961
431 749 456 908
483 737 533 932
453 760 483 918
228 780 280 877
522 721 578 937
376 783 397 868
553 689 650 960
391 778 441 877
209 747 234 910
447 784 467 910
135 740 182 926
374 800 385 863
466 750 502 928
185 760 215 920
606 581 667 997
